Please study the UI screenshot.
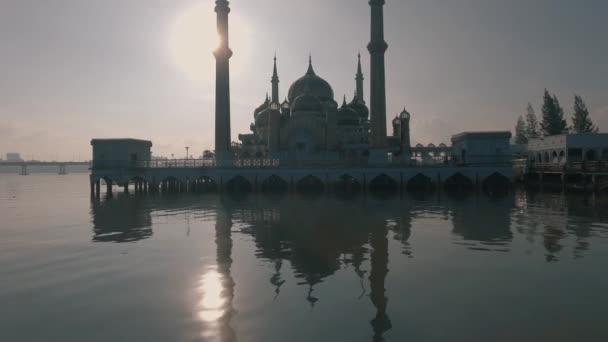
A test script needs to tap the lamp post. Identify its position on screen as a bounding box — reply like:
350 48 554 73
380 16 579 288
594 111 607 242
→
185 146 190 160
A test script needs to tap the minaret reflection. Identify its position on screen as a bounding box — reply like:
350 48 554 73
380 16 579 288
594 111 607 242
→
197 202 237 342
369 221 391 342
90 194 152 243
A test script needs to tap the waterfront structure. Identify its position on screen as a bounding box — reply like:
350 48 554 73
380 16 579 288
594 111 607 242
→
527 133 608 164
88 1 527 195
451 132 512 165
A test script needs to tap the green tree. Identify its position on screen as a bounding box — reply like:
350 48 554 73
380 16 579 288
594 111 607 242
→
540 89 567 136
571 95 598 133
525 103 540 139
515 115 528 144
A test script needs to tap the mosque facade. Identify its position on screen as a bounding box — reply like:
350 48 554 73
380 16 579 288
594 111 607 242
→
237 55 393 162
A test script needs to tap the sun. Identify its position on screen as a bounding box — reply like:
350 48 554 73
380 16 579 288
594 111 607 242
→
169 1 249 83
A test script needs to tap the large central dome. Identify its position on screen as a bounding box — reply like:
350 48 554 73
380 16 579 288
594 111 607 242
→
287 59 334 103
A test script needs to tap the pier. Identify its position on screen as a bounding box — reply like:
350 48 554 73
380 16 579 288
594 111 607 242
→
89 158 513 196
521 161 608 192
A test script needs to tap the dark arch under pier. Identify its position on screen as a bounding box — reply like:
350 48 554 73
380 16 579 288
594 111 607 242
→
226 176 253 193
261 175 289 194
334 174 362 195
296 175 325 194
444 173 474 192
406 173 435 192
368 174 399 195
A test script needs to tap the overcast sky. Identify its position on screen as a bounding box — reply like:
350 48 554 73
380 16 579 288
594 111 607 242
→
1 0 607 160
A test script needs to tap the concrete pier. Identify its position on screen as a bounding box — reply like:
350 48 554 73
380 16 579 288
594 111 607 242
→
90 161 514 196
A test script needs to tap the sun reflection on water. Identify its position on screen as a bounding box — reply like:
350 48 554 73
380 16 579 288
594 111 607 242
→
197 266 226 323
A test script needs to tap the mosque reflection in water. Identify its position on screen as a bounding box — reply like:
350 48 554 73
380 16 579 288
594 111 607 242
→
89 190 608 341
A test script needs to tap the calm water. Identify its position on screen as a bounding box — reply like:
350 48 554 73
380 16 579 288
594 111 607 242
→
1 174 608 342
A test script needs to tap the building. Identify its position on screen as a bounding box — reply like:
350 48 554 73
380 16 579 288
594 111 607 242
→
91 139 152 169
6 153 23 162
451 132 512 165
528 133 608 164
238 56 376 163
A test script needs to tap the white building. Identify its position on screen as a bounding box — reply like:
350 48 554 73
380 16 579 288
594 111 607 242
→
451 132 512 165
528 133 608 164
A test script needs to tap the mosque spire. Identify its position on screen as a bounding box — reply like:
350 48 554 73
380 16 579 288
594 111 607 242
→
306 54 316 76
355 53 365 103
271 53 279 103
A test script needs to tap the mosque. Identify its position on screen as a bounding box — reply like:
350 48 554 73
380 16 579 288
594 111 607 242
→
211 0 415 164
236 54 408 162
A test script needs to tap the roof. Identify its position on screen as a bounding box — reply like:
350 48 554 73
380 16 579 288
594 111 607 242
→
451 131 512 141
91 138 152 146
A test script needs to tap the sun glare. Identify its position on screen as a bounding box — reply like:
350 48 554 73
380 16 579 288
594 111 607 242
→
197 267 226 323
169 1 249 83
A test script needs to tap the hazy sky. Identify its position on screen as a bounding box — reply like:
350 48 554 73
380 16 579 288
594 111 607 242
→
1 0 607 160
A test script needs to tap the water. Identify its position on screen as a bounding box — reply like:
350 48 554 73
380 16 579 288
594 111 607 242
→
1 174 608 342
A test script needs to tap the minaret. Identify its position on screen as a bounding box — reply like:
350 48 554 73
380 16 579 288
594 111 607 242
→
213 0 233 160
271 54 279 103
368 0 389 148
355 53 365 103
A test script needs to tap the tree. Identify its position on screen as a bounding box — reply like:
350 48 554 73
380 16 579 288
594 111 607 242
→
203 150 215 159
525 103 540 139
571 94 598 133
515 115 528 144
540 89 567 136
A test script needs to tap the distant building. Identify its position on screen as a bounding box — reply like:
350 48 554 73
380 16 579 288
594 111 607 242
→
91 139 152 169
451 132 512 165
6 153 23 162
528 133 608 164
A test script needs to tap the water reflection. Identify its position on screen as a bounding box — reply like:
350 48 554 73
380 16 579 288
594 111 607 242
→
90 194 152 242
197 204 236 342
88 190 608 341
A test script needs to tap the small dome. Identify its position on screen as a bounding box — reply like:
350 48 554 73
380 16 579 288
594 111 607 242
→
255 108 270 126
348 95 369 120
416 143 424 148
428 143 436 148
254 96 270 118
287 58 334 103
337 97 360 126
399 108 410 120
281 99 290 109
269 101 280 111
292 93 322 112
439 143 447 148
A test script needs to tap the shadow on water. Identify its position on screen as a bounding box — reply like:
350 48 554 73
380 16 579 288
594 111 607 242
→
88 188 608 341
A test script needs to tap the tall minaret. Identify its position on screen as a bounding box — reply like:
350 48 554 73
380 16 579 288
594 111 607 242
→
271 54 279 103
213 0 233 159
368 0 389 148
355 53 365 103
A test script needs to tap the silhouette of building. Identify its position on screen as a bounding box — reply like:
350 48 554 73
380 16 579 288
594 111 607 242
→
238 55 373 162
90 139 152 169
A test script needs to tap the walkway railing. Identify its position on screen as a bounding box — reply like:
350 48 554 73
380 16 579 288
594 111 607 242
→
91 156 513 171
529 162 608 173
